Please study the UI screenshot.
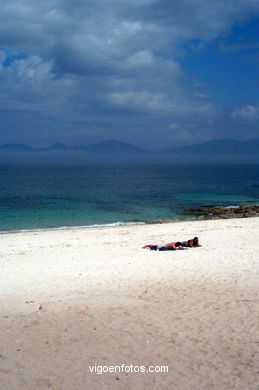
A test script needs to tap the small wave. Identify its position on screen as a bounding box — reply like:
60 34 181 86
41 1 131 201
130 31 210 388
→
223 205 240 209
0 221 146 234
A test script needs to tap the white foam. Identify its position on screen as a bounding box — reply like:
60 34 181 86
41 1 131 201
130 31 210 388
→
0 221 145 234
223 205 240 209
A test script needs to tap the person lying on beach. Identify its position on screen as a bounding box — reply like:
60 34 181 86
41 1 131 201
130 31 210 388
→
143 242 185 251
143 237 200 251
180 237 200 248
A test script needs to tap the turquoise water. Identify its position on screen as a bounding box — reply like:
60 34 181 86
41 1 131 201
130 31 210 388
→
0 164 258 232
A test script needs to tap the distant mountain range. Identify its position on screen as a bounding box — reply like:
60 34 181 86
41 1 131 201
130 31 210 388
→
0 140 146 154
0 139 258 163
162 139 259 156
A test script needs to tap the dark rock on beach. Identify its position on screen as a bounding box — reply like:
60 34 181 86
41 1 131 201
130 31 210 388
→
184 205 259 220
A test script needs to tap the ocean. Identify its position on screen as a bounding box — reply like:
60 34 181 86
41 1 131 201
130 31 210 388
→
0 164 258 233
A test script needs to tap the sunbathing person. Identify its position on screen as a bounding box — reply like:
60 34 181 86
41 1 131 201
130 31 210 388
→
143 237 200 251
180 237 200 247
143 242 184 251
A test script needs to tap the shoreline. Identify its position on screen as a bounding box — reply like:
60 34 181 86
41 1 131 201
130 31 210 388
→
0 221 146 235
1 204 258 235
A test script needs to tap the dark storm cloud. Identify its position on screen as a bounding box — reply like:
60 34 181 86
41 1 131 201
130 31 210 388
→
0 0 258 148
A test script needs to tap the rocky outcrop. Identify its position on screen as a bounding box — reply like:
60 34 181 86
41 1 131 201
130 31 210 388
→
184 205 259 220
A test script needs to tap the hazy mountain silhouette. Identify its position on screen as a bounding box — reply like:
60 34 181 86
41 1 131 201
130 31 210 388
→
84 140 147 153
161 139 259 156
0 140 145 153
47 143 71 150
0 138 258 164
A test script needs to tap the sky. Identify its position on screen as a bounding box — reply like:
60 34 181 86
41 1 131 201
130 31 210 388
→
0 0 258 149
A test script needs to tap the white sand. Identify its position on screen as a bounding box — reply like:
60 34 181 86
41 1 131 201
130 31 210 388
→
0 217 258 389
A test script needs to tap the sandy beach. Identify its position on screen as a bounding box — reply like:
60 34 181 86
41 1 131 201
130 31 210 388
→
0 217 258 389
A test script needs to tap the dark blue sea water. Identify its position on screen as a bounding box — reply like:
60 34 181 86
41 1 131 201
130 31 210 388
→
0 164 258 232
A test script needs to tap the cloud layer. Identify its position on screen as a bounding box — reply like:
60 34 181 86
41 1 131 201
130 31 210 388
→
0 0 258 147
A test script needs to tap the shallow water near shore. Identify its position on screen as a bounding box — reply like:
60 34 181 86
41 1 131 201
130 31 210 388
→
0 164 258 232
